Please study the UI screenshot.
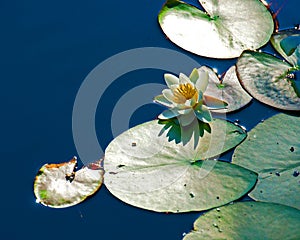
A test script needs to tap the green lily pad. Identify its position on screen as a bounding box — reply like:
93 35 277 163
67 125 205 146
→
236 50 300 110
158 0 274 58
202 65 252 113
271 28 300 66
183 201 300 239
104 119 256 212
232 113 300 209
34 157 104 208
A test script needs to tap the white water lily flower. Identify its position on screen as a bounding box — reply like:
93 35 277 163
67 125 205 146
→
154 68 227 126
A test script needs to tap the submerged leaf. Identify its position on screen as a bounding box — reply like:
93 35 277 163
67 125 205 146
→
271 28 300 66
236 50 300 110
104 120 256 212
34 157 104 208
158 0 274 58
232 113 300 209
183 202 300 239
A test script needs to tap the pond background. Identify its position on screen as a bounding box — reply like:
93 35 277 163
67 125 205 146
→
1 0 299 239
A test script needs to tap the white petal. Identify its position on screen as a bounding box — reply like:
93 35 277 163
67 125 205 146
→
189 68 199 84
194 104 212 123
158 108 180 120
177 108 193 115
176 102 192 110
169 84 178 92
195 70 209 93
169 86 186 104
162 89 175 103
182 99 194 108
178 110 196 127
164 73 179 88
179 73 192 84
204 95 228 109
174 99 194 110
154 94 173 108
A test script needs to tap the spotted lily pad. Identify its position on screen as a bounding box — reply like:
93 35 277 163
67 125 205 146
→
236 50 300 110
201 65 252 113
104 119 257 212
34 157 104 208
158 0 274 58
183 201 300 239
232 114 300 209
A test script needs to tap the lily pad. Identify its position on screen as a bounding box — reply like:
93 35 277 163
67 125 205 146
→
34 157 104 208
158 0 274 58
232 113 300 209
104 119 257 212
183 201 300 239
236 50 300 110
271 28 300 66
202 65 252 113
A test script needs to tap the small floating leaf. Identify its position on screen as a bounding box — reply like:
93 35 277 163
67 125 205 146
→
158 0 274 58
183 202 300 239
236 50 300 110
104 120 256 212
202 66 252 113
34 157 104 208
232 114 300 209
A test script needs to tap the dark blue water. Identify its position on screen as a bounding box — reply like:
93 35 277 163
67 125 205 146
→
0 0 298 239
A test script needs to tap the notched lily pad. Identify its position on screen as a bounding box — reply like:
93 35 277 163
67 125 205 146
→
202 65 252 113
232 113 300 209
158 0 274 58
236 50 300 110
104 120 257 213
183 201 300 239
34 157 104 208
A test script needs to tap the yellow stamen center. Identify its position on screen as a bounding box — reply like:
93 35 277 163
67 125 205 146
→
173 83 198 104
